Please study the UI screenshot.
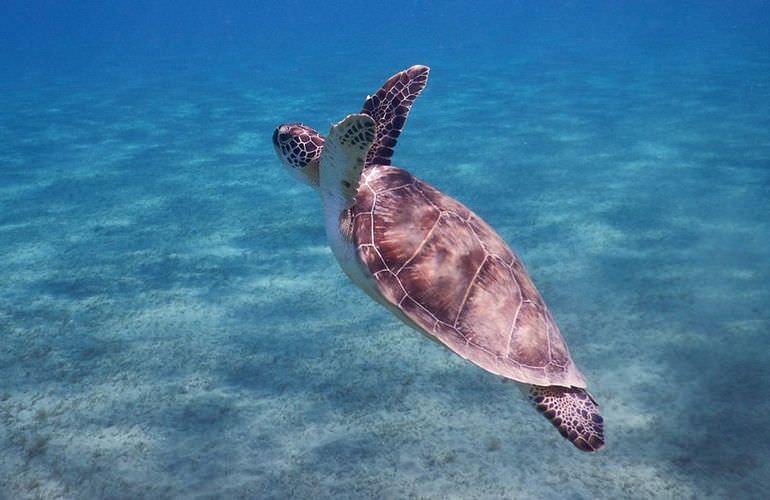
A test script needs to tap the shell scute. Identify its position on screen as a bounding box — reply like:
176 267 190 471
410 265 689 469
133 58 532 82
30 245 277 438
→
509 301 550 367
467 214 515 264
415 181 470 219
396 213 486 324
400 296 438 330
511 258 545 306
359 244 386 273
368 167 413 190
371 184 439 271
456 257 519 356
356 185 376 212
544 310 571 367
374 271 406 304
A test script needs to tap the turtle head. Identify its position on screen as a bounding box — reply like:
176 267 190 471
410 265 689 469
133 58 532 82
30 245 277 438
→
272 123 325 187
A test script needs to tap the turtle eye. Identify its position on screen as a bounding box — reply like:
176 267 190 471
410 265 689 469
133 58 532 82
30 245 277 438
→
279 133 291 143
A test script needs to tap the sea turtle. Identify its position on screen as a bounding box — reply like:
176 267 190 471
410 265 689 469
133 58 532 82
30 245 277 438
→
271 66 604 451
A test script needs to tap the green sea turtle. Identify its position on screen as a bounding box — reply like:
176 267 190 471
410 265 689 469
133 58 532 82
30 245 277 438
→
271 66 604 451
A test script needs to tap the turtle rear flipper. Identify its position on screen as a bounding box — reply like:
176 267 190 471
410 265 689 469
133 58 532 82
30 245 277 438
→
526 385 605 452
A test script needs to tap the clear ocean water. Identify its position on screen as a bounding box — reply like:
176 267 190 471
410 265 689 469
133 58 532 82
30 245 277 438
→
1 1 769 498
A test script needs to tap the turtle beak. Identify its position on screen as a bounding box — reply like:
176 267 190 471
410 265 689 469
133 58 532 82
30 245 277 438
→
272 127 280 147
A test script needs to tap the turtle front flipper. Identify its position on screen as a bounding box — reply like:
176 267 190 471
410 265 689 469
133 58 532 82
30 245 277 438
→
361 65 430 166
525 385 605 452
320 114 377 207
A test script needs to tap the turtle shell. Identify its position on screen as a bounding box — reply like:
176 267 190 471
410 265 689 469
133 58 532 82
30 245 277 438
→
352 165 587 388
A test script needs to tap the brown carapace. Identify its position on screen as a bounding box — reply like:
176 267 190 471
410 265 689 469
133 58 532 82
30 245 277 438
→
353 166 586 389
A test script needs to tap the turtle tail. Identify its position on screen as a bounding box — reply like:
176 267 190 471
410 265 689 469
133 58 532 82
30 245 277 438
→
525 384 605 452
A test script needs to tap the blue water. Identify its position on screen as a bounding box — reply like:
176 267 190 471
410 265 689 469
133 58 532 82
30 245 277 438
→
2 1 769 498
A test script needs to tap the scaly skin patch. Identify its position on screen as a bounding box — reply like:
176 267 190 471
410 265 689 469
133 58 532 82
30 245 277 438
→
528 385 605 452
